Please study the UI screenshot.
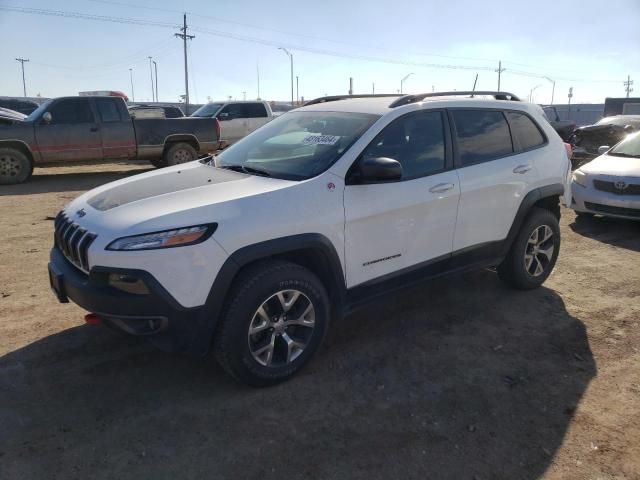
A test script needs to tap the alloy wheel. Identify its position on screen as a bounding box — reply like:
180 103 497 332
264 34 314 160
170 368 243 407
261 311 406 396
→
247 289 316 367
524 225 555 277
172 149 192 164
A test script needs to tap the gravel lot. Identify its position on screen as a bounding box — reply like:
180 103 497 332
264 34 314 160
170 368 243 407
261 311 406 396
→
1 162 639 480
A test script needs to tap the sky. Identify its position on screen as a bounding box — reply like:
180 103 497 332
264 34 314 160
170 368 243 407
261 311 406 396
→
1 0 639 105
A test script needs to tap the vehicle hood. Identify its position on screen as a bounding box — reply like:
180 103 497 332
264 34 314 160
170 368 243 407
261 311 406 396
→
67 160 296 233
580 153 640 177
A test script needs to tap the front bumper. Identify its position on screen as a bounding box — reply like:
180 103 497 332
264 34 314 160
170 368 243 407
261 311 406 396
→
48 247 215 354
571 182 640 221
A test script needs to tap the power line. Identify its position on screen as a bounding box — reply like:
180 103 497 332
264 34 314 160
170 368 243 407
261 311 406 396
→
1 5 629 85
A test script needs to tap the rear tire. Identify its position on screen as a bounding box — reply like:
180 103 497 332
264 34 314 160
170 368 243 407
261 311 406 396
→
213 260 330 387
498 208 560 290
163 142 197 166
0 147 33 185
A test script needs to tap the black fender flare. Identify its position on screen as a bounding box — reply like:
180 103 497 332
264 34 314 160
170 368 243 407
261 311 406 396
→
190 233 346 354
500 183 564 256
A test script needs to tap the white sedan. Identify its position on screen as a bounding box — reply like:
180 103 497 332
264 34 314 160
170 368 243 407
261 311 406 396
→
571 131 640 220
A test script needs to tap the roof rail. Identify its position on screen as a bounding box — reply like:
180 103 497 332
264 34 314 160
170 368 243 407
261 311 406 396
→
304 94 400 106
389 91 521 108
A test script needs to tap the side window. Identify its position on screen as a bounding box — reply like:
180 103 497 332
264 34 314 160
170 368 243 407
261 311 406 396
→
452 110 513 166
246 103 268 118
506 112 546 151
360 111 446 180
219 103 245 118
95 98 122 122
48 99 94 124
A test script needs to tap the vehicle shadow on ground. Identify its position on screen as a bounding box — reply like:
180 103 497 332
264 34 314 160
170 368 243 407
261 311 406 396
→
570 214 640 252
0 164 152 196
0 270 595 480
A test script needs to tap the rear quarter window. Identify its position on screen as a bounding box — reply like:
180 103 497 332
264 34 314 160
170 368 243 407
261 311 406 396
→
452 110 513 166
506 111 546 151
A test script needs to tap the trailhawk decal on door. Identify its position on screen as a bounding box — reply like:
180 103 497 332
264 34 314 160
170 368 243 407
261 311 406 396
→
363 253 402 267
301 134 340 145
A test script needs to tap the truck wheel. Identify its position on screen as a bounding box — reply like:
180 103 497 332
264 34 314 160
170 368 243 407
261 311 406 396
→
213 260 330 387
497 208 561 290
163 142 197 166
0 148 33 185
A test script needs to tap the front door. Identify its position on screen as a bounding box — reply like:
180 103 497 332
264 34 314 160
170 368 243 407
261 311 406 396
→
344 110 460 288
35 97 102 163
217 103 250 144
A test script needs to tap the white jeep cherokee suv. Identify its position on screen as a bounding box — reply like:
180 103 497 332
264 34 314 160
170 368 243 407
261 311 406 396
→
48 91 571 386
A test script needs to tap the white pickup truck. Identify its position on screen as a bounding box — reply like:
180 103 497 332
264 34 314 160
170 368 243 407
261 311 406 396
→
191 100 274 147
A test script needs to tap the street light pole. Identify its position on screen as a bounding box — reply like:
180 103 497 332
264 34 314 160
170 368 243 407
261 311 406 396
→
296 75 299 105
129 68 135 102
400 72 414 94
153 61 158 102
543 76 555 105
147 56 154 102
15 58 29 97
278 47 294 107
528 84 542 103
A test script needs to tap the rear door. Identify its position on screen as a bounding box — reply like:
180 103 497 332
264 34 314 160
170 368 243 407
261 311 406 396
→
35 98 101 162
217 103 250 144
344 110 460 287
450 109 537 252
94 98 136 160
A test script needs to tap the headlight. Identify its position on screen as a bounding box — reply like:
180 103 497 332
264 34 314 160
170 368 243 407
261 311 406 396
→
572 170 588 188
106 224 217 251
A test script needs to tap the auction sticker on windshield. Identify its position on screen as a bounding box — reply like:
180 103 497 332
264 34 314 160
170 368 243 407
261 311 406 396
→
302 135 340 146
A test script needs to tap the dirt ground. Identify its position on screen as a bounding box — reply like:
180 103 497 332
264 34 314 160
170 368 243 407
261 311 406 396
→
1 162 639 480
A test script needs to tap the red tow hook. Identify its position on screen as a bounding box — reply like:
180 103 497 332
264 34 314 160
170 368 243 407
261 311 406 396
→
84 313 102 325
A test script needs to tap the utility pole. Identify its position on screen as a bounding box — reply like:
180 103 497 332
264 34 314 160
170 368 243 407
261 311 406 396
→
624 75 634 98
129 68 135 102
372 82 375 94
567 87 574 119
15 58 29 97
349 77 353 95
495 60 505 91
256 63 261 100
175 13 195 113
242 91 246 101
296 76 299 105
147 56 154 102
153 61 158 102
278 47 294 107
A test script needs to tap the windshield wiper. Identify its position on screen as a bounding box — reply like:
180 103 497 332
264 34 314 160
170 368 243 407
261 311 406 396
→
609 152 640 158
217 164 272 177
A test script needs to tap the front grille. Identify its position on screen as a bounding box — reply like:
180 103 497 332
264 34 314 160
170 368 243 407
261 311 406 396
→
593 179 640 196
584 202 640 218
54 211 97 273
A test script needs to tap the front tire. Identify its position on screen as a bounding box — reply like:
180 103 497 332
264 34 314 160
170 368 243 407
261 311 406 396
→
213 260 330 387
498 208 561 290
163 142 197 166
0 148 33 185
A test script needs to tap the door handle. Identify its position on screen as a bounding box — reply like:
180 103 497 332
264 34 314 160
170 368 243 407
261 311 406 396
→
429 183 455 193
89 126 99 132
513 164 532 174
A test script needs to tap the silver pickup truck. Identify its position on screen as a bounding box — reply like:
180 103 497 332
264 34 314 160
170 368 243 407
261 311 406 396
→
0 96 220 184
190 100 274 147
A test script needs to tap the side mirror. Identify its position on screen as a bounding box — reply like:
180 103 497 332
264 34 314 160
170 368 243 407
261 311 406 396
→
42 112 52 124
624 124 635 133
359 157 402 183
598 145 610 155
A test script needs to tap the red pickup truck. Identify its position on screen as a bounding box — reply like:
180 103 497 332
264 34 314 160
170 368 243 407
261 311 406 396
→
0 96 220 184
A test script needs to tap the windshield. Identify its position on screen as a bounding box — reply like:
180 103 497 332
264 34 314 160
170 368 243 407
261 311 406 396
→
191 103 225 117
609 131 640 158
212 111 379 180
25 99 53 122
